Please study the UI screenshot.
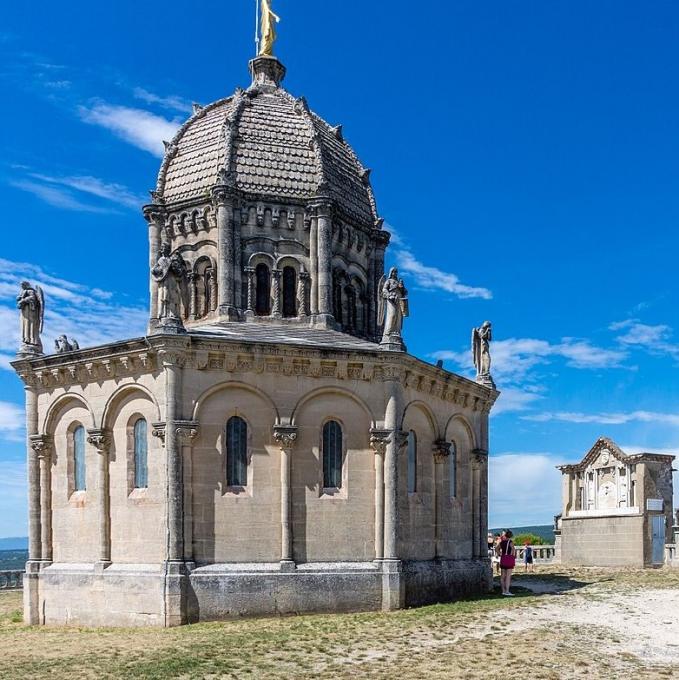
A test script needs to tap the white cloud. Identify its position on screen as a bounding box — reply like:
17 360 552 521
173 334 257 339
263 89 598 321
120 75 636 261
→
133 87 192 114
0 258 147 369
610 319 679 358
489 453 565 528
27 173 142 210
492 387 544 415
394 249 493 300
79 103 181 157
0 461 27 538
0 402 23 432
9 179 114 214
523 410 679 426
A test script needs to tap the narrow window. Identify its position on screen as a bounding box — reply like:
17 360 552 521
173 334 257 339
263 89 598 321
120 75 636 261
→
282 266 297 318
255 263 271 316
74 425 86 491
323 420 343 488
134 418 148 489
449 441 457 498
407 430 417 493
226 416 248 487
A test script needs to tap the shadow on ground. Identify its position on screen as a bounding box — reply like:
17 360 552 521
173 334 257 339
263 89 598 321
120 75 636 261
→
502 571 593 596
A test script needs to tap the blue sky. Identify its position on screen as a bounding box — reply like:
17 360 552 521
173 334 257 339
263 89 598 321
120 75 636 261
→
1 0 679 536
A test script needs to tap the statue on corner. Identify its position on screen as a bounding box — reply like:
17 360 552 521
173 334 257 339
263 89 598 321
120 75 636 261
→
472 321 495 388
378 267 409 351
16 281 44 356
152 243 187 333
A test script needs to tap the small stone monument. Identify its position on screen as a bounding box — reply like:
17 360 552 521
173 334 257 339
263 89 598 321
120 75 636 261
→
472 321 495 389
54 335 79 353
377 267 409 352
16 281 44 356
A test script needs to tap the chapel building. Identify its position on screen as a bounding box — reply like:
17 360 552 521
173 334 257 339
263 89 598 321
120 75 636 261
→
13 45 498 626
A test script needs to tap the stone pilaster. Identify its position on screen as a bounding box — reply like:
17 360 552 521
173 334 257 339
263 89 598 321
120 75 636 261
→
314 199 334 326
273 425 298 568
30 435 53 564
87 429 112 566
309 211 319 315
472 448 489 562
176 421 199 564
432 441 451 559
212 184 239 321
298 271 310 318
370 429 390 561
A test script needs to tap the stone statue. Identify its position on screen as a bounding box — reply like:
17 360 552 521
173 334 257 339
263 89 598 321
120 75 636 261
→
16 281 44 355
54 335 79 353
152 243 187 332
472 321 495 388
378 267 409 351
259 0 280 57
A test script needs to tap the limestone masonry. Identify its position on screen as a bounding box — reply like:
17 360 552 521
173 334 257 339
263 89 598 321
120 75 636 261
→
12 47 498 626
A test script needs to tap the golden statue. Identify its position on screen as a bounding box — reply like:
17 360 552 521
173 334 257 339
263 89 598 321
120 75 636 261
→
259 0 280 57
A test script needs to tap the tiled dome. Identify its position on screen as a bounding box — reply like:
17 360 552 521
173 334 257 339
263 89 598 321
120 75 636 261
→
155 57 378 227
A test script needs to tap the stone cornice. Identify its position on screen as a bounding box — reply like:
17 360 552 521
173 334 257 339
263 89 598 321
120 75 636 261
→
10 332 498 413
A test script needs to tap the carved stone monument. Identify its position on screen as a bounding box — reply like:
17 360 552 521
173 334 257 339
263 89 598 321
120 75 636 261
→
16 281 44 356
151 243 187 334
54 335 79 354
472 321 495 389
378 267 408 351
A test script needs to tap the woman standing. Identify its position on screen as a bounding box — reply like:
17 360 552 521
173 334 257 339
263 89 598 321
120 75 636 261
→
499 530 516 596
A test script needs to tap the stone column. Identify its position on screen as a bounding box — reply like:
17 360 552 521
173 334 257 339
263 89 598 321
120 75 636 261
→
187 273 198 320
207 268 218 313
30 435 53 563
298 272 310 318
212 185 238 320
23 380 41 625
144 206 165 331
87 429 112 565
176 421 199 564
471 448 489 562
273 426 298 568
309 212 318 315
244 267 255 318
271 269 282 318
372 229 389 340
370 429 390 561
432 441 451 559
315 200 334 324
382 366 405 611
366 245 376 340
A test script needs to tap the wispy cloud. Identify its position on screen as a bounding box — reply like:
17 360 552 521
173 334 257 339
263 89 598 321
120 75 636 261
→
610 319 679 359
133 87 192 114
491 387 544 415
0 460 27 538
79 103 181 157
9 179 114 214
386 223 492 300
0 402 23 432
0 258 147 370
523 410 679 426
27 173 143 210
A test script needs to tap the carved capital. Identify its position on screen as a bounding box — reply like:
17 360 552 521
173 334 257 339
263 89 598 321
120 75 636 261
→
394 430 409 450
158 350 186 368
472 448 489 466
211 184 233 206
86 429 111 453
152 422 166 445
175 420 200 444
369 428 391 456
433 440 452 464
272 425 298 452
29 434 53 459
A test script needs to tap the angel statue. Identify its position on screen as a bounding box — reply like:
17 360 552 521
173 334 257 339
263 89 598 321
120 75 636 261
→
259 0 281 57
152 243 187 333
472 321 495 388
55 335 79 354
16 281 44 355
378 267 409 351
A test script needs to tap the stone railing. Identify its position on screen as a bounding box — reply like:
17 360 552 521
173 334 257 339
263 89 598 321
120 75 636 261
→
0 570 24 590
514 545 556 563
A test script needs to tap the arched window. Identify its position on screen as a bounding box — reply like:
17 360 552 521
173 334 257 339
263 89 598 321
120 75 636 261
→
226 416 248 487
255 263 271 316
282 266 297 318
344 285 356 332
407 430 417 493
74 425 86 491
134 418 148 489
322 420 343 488
333 273 343 324
449 441 457 498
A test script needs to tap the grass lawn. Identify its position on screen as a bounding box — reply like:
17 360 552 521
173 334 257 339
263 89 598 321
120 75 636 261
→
1 566 677 679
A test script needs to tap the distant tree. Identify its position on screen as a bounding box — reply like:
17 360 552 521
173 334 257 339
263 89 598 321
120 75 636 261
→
513 533 547 546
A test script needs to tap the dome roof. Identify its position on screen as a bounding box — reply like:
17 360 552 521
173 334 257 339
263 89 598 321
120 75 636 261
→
155 57 378 227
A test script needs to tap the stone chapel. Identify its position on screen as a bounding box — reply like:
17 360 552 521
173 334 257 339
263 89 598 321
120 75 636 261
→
12 30 498 626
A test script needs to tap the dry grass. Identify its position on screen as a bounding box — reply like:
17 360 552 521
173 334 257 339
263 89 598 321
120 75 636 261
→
0 565 676 679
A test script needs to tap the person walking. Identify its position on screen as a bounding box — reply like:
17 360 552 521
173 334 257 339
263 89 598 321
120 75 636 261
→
499 530 516 596
523 540 534 573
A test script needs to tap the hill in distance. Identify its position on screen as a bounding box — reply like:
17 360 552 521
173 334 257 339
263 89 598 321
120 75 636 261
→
0 537 28 551
489 525 555 544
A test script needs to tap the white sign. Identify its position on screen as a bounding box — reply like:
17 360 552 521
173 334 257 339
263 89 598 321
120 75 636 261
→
647 499 664 512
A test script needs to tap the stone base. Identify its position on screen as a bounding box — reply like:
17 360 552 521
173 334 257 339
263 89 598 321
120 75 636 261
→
380 334 406 353
475 374 496 390
26 558 490 627
152 318 186 335
17 343 43 359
